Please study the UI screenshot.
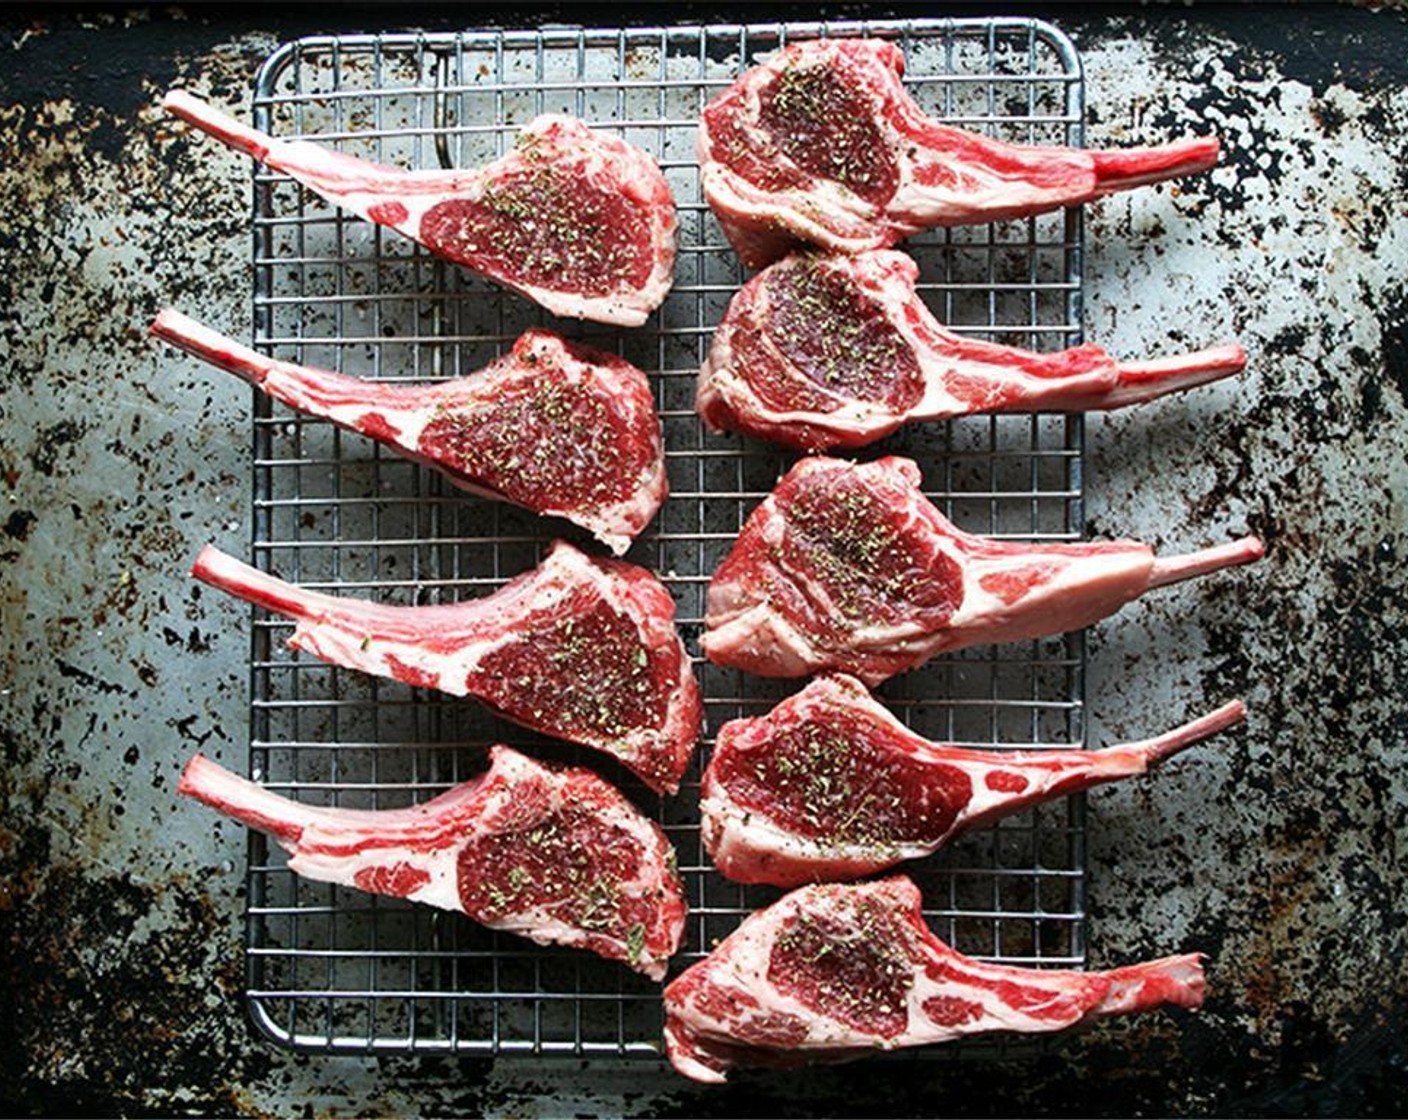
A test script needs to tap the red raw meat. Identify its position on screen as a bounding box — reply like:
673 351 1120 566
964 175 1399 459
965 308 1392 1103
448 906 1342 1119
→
192 541 701 794
702 456 1264 684
164 92 677 325
663 875 1204 1082
152 310 666 555
697 250 1246 450
179 746 686 977
700 38 1219 267
703 673 1246 886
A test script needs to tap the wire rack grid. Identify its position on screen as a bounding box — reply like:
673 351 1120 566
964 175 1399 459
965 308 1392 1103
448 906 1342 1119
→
240 17 1088 1057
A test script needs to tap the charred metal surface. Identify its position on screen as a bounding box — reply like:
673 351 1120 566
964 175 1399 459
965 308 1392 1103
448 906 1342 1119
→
1 4 1405 1116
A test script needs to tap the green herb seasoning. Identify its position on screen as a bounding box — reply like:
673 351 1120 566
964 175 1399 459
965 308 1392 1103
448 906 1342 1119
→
760 61 896 202
626 922 647 964
783 477 912 623
762 723 907 855
765 258 916 404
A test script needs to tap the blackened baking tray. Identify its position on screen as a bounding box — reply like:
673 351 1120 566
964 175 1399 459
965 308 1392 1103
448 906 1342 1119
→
243 17 1087 1055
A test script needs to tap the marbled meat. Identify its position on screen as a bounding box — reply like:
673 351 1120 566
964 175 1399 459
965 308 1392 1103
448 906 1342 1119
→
702 456 1264 684
165 92 677 326
700 38 1219 266
192 541 702 794
703 673 1247 885
153 311 666 555
663 875 1204 1081
179 746 686 978
697 250 1245 451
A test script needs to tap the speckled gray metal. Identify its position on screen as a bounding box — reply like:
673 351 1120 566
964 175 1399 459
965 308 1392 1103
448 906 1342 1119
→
2 6 1405 1116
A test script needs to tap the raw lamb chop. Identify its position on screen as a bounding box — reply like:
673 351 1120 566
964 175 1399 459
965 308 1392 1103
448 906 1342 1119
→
702 456 1263 684
192 541 702 794
152 310 665 555
163 92 676 325
700 38 1219 267
697 250 1246 451
703 673 1246 886
663 875 1204 1082
179 746 686 978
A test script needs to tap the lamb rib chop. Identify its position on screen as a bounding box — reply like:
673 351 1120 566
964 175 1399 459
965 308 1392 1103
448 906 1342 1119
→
700 38 1219 267
702 456 1263 684
663 875 1204 1082
164 92 677 326
180 746 686 978
704 673 1246 886
153 311 665 555
192 541 701 795
698 251 1246 451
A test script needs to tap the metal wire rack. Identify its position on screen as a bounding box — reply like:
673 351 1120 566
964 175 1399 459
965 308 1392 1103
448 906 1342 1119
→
242 17 1087 1056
